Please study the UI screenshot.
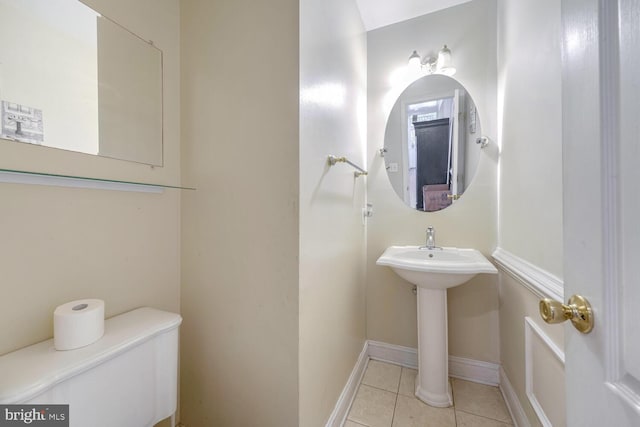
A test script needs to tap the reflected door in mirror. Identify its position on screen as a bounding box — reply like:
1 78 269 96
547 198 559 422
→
414 118 452 211
383 74 481 212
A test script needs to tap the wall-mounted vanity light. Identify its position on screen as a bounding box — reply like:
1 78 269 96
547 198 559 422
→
407 45 457 76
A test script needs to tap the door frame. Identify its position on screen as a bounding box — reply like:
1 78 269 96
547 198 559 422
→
400 90 455 206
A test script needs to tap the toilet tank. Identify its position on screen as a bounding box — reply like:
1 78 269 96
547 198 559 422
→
0 307 182 427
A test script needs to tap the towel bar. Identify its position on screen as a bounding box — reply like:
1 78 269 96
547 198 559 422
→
327 155 368 178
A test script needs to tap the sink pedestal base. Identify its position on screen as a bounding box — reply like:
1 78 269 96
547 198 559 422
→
415 287 453 407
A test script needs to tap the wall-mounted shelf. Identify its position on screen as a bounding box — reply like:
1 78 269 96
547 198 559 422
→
0 168 195 193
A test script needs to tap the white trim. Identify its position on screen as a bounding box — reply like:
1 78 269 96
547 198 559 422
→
366 340 500 385
449 356 499 386
524 317 565 363
500 367 531 427
367 340 418 368
0 170 164 193
524 317 565 427
492 247 564 301
324 342 370 427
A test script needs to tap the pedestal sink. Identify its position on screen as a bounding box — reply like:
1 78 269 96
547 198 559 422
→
376 246 497 407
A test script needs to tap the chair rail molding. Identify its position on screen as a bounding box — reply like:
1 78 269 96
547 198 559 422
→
492 247 564 302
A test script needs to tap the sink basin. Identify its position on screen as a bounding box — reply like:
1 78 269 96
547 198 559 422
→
376 246 497 289
376 245 497 407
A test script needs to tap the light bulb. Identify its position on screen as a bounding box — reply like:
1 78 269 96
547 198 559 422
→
408 50 422 73
436 45 456 76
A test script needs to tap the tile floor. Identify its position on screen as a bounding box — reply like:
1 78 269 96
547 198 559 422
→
345 360 514 427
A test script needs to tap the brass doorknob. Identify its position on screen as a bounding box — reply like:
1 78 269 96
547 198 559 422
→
539 294 593 334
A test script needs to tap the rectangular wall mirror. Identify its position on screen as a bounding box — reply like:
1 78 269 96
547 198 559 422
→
0 0 163 166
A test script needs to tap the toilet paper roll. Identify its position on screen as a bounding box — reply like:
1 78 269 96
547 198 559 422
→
54 299 105 351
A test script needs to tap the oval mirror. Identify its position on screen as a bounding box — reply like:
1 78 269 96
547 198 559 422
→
383 74 482 212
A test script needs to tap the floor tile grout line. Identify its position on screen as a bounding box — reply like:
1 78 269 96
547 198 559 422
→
357 361 402 427
390 391 399 427
362 361 403 395
452 402 458 425
359 382 399 395
451 379 458 427
388 361 402 427
455 408 514 425
451 378 515 425
451 378 455 406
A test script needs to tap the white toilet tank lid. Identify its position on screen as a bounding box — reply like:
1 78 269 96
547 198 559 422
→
0 307 182 404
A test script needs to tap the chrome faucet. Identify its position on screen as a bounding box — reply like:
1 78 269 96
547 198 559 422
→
425 226 436 249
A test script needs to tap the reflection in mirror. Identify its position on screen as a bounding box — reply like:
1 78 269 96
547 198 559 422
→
0 0 163 166
384 74 481 212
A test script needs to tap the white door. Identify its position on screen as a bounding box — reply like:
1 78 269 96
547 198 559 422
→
562 0 640 425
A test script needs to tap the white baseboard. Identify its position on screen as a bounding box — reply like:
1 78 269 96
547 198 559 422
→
367 340 418 368
327 340 503 426
325 341 370 427
499 367 530 427
449 356 500 386
367 340 499 386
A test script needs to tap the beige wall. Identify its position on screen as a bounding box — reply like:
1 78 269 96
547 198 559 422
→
0 0 180 355
299 0 367 425
180 0 300 426
497 0 563 277
366 0 500 363
497 0 565 425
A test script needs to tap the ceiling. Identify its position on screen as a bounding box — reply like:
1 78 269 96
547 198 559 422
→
354 0 473 31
